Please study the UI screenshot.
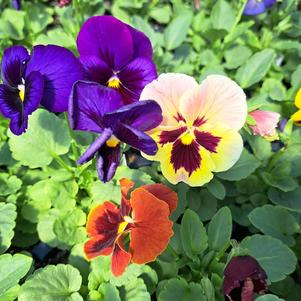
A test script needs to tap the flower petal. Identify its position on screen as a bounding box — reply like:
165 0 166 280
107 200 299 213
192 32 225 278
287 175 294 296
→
77 16 134 71
114 123 158 155
294 88 301 109
79 55 112 84
103 100 162 132
142 184 178 214
26 45 84 112
180 75 247 130
243 0 266 15
119 178 134 216
69 81 123 133
129 187 173 264
77 128 113 164
111 237 131 277
96 144 121 183
118 57 157 104
140 73 199 126
84 234 115 260
126 25 153 59
86 201 121 237
1 45 30 87
23 71 44 115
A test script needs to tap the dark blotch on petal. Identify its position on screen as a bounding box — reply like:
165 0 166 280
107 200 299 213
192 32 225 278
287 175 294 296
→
194 130 221 153
159 127 186 145
171 139 201 175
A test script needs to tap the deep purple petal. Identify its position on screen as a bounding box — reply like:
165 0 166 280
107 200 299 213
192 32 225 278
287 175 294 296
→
263 0 276 8
114 123 158 155
126 25 153 59
118 57 157 103
24 71 44 115
79 55 112 84
77 16 134 70
97 144 121 182
69 81 123 133
77 128 112 164
1 45 29 87
103 100 162 132
243 0 266 15
25 45 84 112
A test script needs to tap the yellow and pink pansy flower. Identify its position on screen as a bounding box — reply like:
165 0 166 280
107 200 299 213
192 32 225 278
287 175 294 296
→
140 73 247 187
291 88 301 125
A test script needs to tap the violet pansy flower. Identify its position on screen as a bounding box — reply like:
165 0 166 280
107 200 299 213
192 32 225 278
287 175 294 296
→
77 16 157 105
12 0 21 10
0 45 84 135
243 0 276 16
69 81 162 182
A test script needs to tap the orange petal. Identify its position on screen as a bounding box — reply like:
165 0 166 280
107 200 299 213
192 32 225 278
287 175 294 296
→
86 201 121 237
129 188 174 264
142 184 178 214
84 234 115 260
120 178 135 198
111 236 131 277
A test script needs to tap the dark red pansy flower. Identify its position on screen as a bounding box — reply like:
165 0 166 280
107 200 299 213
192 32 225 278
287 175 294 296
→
223 256 268 301
84 178 178 277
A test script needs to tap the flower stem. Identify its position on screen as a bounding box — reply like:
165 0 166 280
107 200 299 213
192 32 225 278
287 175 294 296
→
64 112 79 161
52 152 74 173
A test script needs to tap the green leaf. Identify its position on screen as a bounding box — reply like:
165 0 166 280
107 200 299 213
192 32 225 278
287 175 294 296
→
0 285 20 301
261 78 286 101
224 45 252 69
8 109 71 168
119 278 150 301
210 0 235 32
248 205 299 246
0 174 22 196
268 187 301 212
0 203 17 254
19 264 83 301
256 294 285 301
208 207 232 251
0 254 32 295
240 235 297 282
164 12 193 50
98 283 121 301
235 49 276 88
149 5 171 24
0 9 25 40
180 209 208 259
158 278 206 301
217 150 261 181
206 178 225 200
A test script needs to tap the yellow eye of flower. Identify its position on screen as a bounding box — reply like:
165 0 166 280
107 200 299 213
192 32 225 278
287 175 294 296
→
117 221 128 234
18 84 25 102
106 135 120 148
108 76 121 89
180 132 194 145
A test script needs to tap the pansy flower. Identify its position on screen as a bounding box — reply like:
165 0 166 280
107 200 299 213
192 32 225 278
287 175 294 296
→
249 110 280 141
0 45 83 135
12 0 21 10
223 256 268 301
69 81 162 182
84 178 178 277
140 73 247 187
243 0 276 16
77 16 157 104
291 88 301 125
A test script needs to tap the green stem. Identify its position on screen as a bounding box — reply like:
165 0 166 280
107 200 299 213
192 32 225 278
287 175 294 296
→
166 243 178 258
52 152 74 173
64 112 79 161
215 240 231 262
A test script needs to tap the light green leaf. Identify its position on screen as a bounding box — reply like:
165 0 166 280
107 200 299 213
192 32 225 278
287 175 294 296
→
164 12 193 50
119 278 150 301
256 294 285 301
180 209 208 259
0 174 22 196
8 109 71 168
236 49 276 88
0 254 32 295
0 9 25 40
210 0 235 32
249 205 299 246
98 283 121 301
0 285 20 301
0 203 17 254
217 150 261 181
208 207 232 251
19 264 83 301
241 235 297 282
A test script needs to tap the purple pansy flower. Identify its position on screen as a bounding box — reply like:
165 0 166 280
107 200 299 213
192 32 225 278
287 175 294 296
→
12 0 21 10
0 45 84 135
76 16 157 105
244 0 276 16
69 81 162 182
223 256 268 301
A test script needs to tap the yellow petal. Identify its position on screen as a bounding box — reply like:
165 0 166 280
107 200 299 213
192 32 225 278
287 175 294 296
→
295 88 301 109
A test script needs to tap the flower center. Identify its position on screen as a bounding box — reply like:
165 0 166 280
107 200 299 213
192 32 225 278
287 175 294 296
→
106 135 120 148
107 76 121 89
117 216 133 234
18 84 25 102
180 131 194 145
